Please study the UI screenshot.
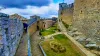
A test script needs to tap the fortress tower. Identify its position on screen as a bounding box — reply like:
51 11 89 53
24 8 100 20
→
59 2 74 25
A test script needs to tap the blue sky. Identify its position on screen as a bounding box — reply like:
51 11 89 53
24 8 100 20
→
0 0 74 19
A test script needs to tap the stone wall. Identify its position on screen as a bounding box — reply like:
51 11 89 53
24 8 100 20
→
37 20 43 30
73 0 100 42
0 13 23 56
28 15 38 36
59 3 74 25
42 19 56 29
28 22 37 36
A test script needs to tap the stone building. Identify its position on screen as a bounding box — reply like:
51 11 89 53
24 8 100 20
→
0 13 23 56
59 3 74 25
30 15 43 30
26 15 57 36
73 0 100 43
28 15 44 36
42 19 57 29
28 15 57 34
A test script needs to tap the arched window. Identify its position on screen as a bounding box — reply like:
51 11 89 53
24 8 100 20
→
94 21 95 22
81 10 82 14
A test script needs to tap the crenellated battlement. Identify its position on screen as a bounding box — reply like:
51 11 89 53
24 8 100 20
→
59 3 74 11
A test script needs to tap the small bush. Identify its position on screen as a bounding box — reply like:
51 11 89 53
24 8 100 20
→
50 41 66 53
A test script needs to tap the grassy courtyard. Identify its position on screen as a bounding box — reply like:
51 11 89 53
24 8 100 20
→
40 24 59 36
41 34 85 56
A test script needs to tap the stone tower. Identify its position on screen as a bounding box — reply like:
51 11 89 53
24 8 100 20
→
59 3 74 25
73 0 100 43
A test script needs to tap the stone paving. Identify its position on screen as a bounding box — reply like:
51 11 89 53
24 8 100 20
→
15 33 28 56
30 31 43 56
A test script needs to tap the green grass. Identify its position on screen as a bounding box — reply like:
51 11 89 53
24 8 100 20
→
41 34 85 56
41 30 55 36
40 24 59 36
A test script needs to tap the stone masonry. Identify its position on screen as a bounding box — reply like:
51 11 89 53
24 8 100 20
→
73 0 100 43
59 3 74 25
42 19 56 29
0 13 23 56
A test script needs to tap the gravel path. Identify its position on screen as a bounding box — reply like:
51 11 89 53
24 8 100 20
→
30 31 43 56
15 33 28 56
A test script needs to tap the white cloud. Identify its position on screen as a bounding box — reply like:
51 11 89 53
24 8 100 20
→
0 3 59 19
65 0 74 4
49 15 58 17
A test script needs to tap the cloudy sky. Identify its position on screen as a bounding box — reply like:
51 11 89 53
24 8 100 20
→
0 0 74 19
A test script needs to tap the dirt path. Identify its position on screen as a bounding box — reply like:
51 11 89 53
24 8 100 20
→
30 31 43 56
44 32 62 39
15 33 28 56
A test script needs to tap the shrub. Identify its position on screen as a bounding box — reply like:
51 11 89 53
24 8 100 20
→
50 41 66 53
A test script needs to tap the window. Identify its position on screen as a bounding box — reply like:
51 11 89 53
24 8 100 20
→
6 37 9 41
81 10 82 14
19 34 20 36
97 2 99 5
5 28 8 34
